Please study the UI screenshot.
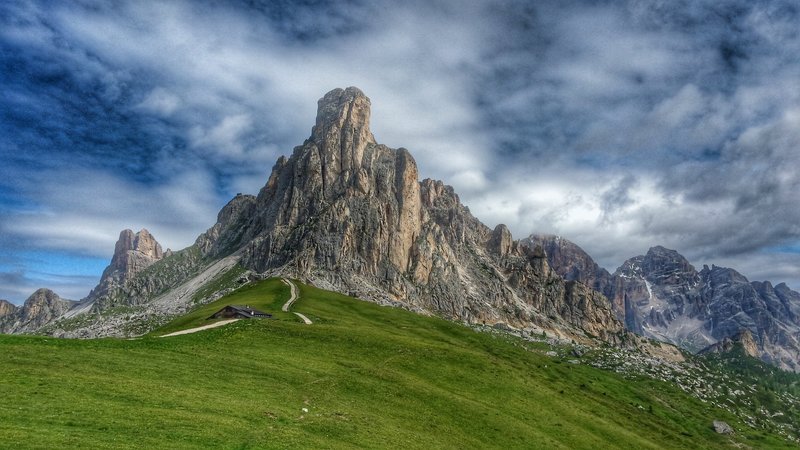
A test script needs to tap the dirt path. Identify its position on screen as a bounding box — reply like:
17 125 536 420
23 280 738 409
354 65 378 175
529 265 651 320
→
293 312 312 325
159 319 240 337
281 278 312 324
281 278 298 311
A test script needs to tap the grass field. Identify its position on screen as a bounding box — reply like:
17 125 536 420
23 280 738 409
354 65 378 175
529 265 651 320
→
0 278 792 449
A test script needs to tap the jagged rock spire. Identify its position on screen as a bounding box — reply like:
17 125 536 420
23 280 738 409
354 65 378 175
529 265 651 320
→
309 87 377 197
0 288 74 334
312 86 375 146
88 228 165 300
107 229 163 279
202 86 625 343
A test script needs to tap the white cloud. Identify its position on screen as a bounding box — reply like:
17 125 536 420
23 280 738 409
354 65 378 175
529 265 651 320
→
2 0 800 301
137 87 181 116
5 169 221 258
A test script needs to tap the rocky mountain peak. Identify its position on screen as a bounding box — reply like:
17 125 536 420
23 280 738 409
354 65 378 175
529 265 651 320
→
88 228 166 300
113 229 163 261
523 234 613 290
0 299 17 317
307 87 377 198
135 229 162 258
196 194 257 256
197 87 625 342
489 224 514 258
642 246 698 284
0 288 74 334
22 288 63 312
610 248 800 370
700 264 750 284
313 86 374 143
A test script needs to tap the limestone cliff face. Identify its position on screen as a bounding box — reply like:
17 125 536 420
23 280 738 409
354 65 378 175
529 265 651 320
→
522 234 615 300
528 235 800 371
0 299 17 318
108 229 164 279
88 229 165 300
196 194 256 256
0 289 74 334
197 87 624 341
699 329 760 358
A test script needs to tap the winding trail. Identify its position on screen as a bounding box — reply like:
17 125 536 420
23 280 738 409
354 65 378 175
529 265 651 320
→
159 319 240 337
293 312 313 325
281 278 312 325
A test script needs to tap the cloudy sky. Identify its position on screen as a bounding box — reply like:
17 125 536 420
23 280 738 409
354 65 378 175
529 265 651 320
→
1 0 799 303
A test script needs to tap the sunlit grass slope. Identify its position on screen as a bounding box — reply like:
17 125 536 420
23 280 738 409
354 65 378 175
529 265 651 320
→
0 278 790 449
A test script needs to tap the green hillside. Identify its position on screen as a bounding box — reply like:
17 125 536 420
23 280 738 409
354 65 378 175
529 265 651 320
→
0 278 792 449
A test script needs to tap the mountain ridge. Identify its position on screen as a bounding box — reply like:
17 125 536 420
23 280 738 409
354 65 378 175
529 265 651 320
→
0 288 75 334
5 87 797 373
193 86 625 341
525 234 800 371
16 87 626 345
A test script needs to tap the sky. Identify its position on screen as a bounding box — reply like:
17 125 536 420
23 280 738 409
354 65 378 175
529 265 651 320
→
1 0 799 303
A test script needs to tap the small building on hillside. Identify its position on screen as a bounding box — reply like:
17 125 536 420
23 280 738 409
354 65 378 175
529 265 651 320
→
208 305 272 320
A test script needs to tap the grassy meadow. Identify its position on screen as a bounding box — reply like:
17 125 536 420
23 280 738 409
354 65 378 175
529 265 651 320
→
0 278 791 449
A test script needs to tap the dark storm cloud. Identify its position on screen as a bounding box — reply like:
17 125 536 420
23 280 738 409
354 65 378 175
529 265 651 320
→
0 0 798 302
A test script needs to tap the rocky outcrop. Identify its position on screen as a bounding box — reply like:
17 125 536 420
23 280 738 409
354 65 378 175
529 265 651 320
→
522 234 614 300
611 249 800 370
700 329 759 358
49 228 208 329
0 299 17 318
2 88 627 342
712 420 734 435
697 265 800 370
196 194 256 256
611 246 706 347
524 236 800 371
0 289 74 334
197 87 625 341
88 229 165 300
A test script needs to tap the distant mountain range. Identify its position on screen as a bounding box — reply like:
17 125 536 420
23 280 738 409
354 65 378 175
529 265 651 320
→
1 87 797 371
524 235 800 371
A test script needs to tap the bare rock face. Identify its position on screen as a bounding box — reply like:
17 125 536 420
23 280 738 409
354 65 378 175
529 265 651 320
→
611 250 800 371
196 194 257 256
14 88 626 341
700 329 759 358
523 236 800 371
699 266 800 371
111 228 164 277
0 299 19 332
197 87 624 342
89 229 165 299
0 299 17 318
490 225 515 259
0 289 74 334
522 234 614 300
612 247 705 343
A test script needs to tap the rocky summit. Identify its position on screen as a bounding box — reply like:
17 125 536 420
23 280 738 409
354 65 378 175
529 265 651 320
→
9 87 799 374
8 87 625 343
0 299 16 318
4 87 798 375
97 229 164 289
81 228 166 306
527 235 800 371
0 289 74 334
195 87 624 341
